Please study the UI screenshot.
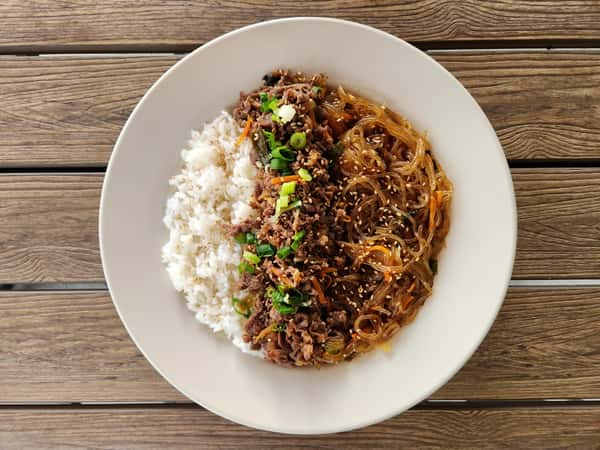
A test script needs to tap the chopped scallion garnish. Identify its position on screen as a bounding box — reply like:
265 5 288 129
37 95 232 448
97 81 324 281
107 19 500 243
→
278 199 301 216
238 262 255 274
233 233 246 244
290 230 306 251
293 230 306 241
245 232 257 245
256 243 275 258
271 146 295 161
280 181 296 196
290 132 307 150
268 285 309 315
276 246 292 259
270 158 288 171
232 297 251 319
262 130 280 151
260 92 280 113
277 195 289 209
297 168 312 182
243 251 261 265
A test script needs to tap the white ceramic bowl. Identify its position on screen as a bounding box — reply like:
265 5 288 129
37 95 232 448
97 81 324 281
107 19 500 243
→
100 17 517 434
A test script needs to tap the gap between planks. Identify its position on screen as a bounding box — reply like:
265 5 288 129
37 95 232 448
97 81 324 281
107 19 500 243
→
3 399 600 410
8 38 600 55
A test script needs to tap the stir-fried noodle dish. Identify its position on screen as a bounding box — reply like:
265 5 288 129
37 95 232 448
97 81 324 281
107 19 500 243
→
163 70 452 367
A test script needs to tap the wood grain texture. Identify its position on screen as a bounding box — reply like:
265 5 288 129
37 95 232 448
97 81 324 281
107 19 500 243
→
0 291 180 402
512 168 600 279
1 405 600 449
0 175 101 283
3 169 600 283
2 287 600 402
0 56 176 167
2 1 600 52
2 52 600 166
434 51 600 160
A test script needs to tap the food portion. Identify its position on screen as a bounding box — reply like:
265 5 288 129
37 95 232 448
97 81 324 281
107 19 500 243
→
163 70 452 367
162 112 259 354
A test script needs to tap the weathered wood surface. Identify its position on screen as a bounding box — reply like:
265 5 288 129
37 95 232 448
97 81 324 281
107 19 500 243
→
2 287 599 403
2 1 600 53
2 52 600 167
1 405 600 449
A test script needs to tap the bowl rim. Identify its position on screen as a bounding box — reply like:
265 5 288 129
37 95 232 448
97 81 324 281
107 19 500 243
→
99 16 517 434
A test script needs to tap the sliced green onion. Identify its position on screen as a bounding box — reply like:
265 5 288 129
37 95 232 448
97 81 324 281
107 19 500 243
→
243 251 261 265
271 146 295 161
277 195 289 209
271 113 282 124
233 233 246 244
280 181 296 196
276 246 292 259
232 297 251 319
260 92 280 113
270 158 288 171
262 130 281 152
279 199 302 215
256 243 275 258
245 232 257 245
290 132 307 150
275 304 296 315
238 262 255 274
290 230 306 251
312 86 322 95
293 230 306 241
297 168 312 182
284 287 309 306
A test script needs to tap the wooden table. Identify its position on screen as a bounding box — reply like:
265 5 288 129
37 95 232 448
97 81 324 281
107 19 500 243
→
2 2 600 448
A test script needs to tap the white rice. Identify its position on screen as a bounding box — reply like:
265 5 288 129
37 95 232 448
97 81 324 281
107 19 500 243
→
162 111 260 355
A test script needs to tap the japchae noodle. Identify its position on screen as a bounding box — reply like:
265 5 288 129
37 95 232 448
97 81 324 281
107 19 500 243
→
324 87 452 359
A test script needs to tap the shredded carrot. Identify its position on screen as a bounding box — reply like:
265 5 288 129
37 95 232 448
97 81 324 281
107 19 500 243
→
428 191 437 233
270 266 293 287
407 281 416 293
253 324 275 343
271 174 301 185
311 277 329 306
320 267 337 277
235 117 252 147
383 271 392 283
402 295 416 310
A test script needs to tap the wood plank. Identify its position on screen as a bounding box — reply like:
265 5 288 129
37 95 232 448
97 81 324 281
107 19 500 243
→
0 291 180 402
0 175 101 283
0 56 176 167
2 169 600 283
2 287 600 402
434 51 600 161
2 1 600 52
2 52 600 167
1 405 599 449
512 168 600 279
